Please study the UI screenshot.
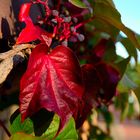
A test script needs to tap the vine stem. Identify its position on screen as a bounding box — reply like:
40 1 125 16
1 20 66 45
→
75 16 96 29
0 120 11 137
56 0 61 10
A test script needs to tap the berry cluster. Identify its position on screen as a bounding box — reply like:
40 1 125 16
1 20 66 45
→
33 0 85 47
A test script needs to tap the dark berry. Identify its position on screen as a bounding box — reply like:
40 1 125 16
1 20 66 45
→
52 10 59 16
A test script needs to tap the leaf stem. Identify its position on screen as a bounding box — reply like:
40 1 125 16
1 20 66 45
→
56 0 61 10
75 16 95 29
0 120 11 137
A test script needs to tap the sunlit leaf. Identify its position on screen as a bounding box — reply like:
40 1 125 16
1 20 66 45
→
43 114 60 139
20 45 84 134
86 17 119 39
115 57 130 77
44 115 78 140
92 1 140 49
89 0 115 8
55 117 78 140
10 133 44 140
10 113 33 134
17 3 52 46
121 74 137 89
69 0 87 8
120 37 138 61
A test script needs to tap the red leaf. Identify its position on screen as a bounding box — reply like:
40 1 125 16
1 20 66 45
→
89 39 109 64
20 45 84 132
93 39 108 59
19 3 31 23
17 3 52 46
76 63 120 127
76 64 99 128
82 63 120 104
82 64 99 106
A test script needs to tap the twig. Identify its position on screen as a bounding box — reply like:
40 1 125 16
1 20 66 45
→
0 44 35 60
0 44 35 85
75 16 95 30
0 120 11 137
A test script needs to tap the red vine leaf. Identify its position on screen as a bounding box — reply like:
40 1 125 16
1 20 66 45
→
76 63 120 127
82 63 120 104
17 3 52 46
20 45 84 132
19 3 31 23
92 39 108 59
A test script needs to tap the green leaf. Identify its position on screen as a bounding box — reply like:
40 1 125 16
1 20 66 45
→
92 1 140 49
120 101 129 121
105 0 115 7
86 19 119 39
10 133 44 140
119 37 138 61
69 0 87 8
103 39 117 62
43 115 78 140
10 114 34 134
121 74 137 89
114 93 129 121
115 57 130 77
43 114 60 140
86 0 120 39
90 0 115 8
55 118 78 140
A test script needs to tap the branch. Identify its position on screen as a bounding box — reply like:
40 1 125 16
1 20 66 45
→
0 44 35 61
0 44 35 85
0 119 11 137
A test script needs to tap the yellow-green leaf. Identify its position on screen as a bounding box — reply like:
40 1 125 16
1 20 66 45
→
93 2 140 49
120 37 138 61
91 0 115 8
10 133 44 140
10 114 33 134
55 117 78 140
69 0 87 8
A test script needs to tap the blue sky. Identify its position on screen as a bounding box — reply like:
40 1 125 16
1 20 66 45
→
113 0 140 59
114 0 140 34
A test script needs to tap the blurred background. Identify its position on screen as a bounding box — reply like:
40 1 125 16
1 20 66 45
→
81 1 140 140
0 0 140 140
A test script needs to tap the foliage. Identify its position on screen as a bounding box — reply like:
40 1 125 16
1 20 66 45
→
0 0 140 140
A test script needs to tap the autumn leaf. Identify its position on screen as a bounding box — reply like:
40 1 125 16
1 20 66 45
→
76 62 120 127
69 0 87 8
17 3 52 46
20 45 84 133
92 1 140 49
83 63 120 103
